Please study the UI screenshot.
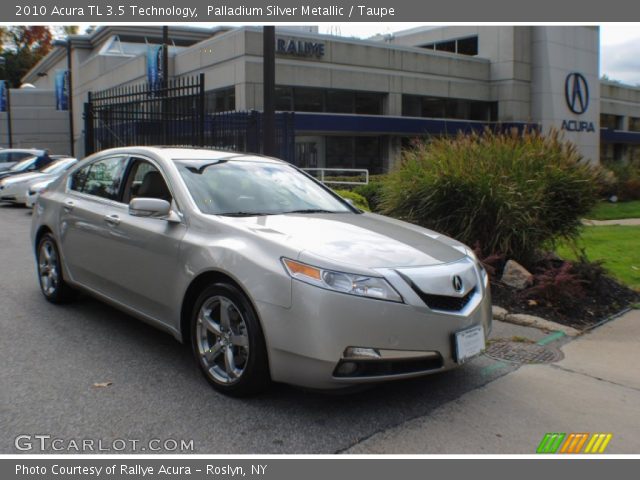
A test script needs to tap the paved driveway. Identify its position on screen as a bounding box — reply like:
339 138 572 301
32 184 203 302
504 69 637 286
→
0 205 525 454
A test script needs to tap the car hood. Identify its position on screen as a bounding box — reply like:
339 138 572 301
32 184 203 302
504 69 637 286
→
230 212 467 269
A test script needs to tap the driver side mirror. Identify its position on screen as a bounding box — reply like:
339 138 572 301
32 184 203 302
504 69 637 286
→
129 197 179 222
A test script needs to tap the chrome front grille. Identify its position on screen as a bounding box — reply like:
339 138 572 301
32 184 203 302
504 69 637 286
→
413 286 477 312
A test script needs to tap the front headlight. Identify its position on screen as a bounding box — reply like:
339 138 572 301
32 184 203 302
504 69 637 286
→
282 258 403 303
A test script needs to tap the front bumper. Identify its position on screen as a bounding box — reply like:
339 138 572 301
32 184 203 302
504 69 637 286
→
257 271 492 389
0 184 28 205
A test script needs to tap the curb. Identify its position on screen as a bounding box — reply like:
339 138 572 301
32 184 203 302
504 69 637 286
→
492 306 581 337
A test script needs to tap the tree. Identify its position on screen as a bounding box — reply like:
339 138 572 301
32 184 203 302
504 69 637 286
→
1 27 54 87
55 26 80 38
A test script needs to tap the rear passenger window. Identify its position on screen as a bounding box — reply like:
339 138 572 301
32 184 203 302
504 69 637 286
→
70 156 127 201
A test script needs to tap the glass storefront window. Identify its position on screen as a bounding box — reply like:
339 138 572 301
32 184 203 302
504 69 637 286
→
205 88 235 112
327 91 354 113
294 88 324 112
402 94 497 121
276 86 384 115
326 137 353 169
325 136 383 174
355 93 382 115
275 86 293 111
421 36 479 56
600 114 624 130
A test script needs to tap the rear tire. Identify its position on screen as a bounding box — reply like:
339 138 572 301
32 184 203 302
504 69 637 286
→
190 283 271 396
36 233 75 304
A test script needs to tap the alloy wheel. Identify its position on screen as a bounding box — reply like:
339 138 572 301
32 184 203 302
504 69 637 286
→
38 239 60 297
195 295 250 384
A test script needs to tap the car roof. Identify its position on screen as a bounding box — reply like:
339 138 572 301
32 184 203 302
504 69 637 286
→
96 146 286 165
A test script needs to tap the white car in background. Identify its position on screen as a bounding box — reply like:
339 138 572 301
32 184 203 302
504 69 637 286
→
0 157 77 206
26 178 58 208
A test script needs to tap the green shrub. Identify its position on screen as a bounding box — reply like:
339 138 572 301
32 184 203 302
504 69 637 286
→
334 189 371 211
353 177 386 212
603 158 640 201
620 178 640 201
381 130 601 264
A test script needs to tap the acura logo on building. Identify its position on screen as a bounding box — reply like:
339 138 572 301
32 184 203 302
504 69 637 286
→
565 72 589 115
452 275 464 293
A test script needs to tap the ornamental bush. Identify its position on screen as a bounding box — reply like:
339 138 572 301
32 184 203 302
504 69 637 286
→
353 175 387 212
334 189 371 211
381 130 601 264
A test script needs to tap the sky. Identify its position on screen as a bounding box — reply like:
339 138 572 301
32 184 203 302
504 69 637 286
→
315 24 640 86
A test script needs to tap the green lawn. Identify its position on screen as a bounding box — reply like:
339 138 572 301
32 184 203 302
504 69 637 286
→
586 200 640 220
557 225 640 291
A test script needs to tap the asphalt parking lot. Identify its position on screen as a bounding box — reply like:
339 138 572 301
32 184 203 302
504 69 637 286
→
0 205 517 454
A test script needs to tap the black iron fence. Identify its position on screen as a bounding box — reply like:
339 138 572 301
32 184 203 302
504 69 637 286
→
83 74 295 162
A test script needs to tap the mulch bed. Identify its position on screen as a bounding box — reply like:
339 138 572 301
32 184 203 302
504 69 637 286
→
491 277 639 330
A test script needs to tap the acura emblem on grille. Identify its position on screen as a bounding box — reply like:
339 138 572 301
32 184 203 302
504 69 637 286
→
452 275 463 293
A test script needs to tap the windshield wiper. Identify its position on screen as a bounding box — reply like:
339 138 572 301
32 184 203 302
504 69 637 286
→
283 209 341 214
186 160 228 174
217 211 274 217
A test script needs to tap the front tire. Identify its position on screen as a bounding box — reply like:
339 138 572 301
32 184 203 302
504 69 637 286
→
36 233 75 304
190 283 270 396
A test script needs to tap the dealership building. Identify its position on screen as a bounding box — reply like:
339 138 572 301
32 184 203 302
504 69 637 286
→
12 25 640 172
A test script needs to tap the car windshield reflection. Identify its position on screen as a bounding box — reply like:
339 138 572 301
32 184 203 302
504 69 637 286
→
175 159 354 216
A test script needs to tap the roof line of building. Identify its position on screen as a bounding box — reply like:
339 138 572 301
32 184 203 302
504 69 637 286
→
22 26 228 84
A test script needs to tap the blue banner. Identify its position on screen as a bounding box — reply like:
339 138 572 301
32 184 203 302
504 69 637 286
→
0 80 7 112
146 44 165 92
55 70 69 111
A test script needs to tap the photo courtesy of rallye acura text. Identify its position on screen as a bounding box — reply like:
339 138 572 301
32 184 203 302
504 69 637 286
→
31 147 491 396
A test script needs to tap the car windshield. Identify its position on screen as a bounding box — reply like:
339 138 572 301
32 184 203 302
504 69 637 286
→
41 158 75 174
175 159 354 216
9 156 37 171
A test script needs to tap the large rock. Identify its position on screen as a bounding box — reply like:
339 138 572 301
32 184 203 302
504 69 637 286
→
501 260 533 290
492 306 509 321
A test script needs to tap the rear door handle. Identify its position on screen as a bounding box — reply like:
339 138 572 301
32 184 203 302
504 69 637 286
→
63 200 74 212
104 214 120 226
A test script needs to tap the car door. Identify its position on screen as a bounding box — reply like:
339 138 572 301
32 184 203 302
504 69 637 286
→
59 155 130 291
89 156 187 325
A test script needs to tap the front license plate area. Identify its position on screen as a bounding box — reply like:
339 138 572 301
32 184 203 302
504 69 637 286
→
455 325 485 364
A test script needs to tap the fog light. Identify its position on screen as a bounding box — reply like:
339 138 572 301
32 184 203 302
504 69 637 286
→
335 361 358 376
343 347 382 360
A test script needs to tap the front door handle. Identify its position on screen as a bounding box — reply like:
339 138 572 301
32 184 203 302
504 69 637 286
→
63 200 74 213
104 214 120 226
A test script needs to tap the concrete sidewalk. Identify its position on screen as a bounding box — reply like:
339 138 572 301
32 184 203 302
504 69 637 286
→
346 309 640 454
583 218 640 226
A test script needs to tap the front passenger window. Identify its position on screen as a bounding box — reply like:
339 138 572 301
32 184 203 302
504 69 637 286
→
123 159 172 204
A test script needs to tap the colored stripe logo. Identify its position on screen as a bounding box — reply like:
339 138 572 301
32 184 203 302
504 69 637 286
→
537 433 613 454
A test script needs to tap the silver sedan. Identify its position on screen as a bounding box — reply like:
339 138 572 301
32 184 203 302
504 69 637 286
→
31 147 491 396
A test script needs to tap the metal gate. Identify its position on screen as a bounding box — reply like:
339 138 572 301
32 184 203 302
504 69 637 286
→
83 74 295 162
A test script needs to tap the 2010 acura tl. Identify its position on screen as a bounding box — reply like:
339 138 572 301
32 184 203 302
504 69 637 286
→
31 147 491 396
